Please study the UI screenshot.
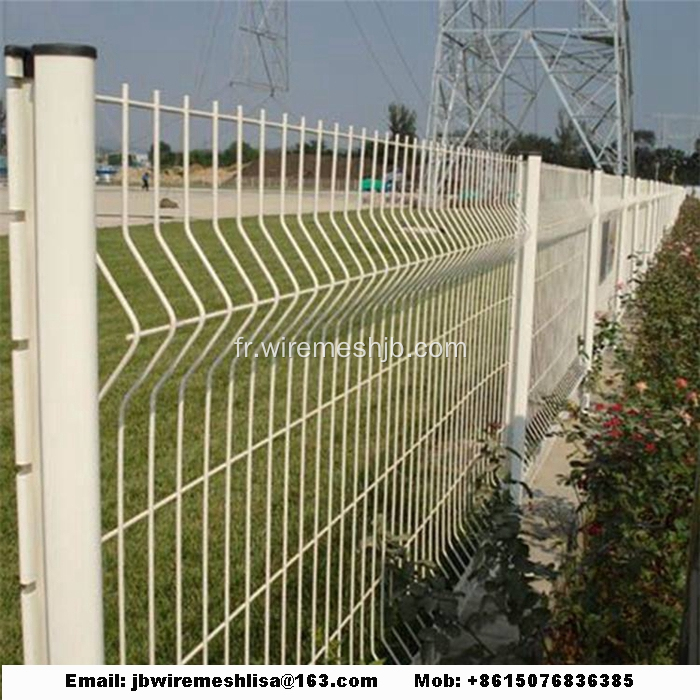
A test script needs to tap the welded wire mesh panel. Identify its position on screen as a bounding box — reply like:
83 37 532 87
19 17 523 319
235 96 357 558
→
94 87 522 665
595 212 621 314
525 164 590 460
601 172 623 209
536 163 591 236
596 173 626 311
619 188 636 289
636 180 651 266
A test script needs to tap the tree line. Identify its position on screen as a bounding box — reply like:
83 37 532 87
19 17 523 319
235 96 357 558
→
505 112 700 185
101 102 700 185
105 103 419 169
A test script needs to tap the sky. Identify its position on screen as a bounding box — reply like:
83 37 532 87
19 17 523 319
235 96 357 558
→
2 0 700 151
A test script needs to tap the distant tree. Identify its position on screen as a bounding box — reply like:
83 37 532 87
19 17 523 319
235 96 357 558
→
220 143 235 167
555 110 582 167
241 142 258 162
219 141 258 167
388 103 417 142
369 103 418 167
190 149 213 168
677 149 700 184
317 138 334 155
653 146 687 183
634 129 656 150
148 140 178 168
633 130 659 179
291 138 332 155
634 146 656 179
104 153 144 168
507 132 560 162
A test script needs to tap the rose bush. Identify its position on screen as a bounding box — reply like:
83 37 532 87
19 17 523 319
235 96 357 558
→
550 198 700 664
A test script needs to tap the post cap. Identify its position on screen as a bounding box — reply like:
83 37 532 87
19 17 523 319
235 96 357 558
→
32 43 97 59
4 45 31 58
4 44 33 77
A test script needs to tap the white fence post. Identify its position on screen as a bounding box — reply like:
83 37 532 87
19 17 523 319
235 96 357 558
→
653 181 662 253
5 45 48 665
642 180 653 272
614 174 630 318
502 156 524 439
507 154 541 503
648 181 657 257
581 169 602 406
630 177 641 281
31 44 104 663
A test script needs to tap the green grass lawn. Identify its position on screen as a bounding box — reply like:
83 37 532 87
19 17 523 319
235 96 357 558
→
1 205 516 665
0 233 21 668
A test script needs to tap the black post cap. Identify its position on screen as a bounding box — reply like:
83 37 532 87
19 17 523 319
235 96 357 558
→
4 45 31 58
32 43 97 59
4 44 33 77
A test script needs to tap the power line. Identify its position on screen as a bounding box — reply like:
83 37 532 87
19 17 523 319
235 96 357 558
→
373 1 428 108
193 0 225 104
192 3 219 95
344 0 402 104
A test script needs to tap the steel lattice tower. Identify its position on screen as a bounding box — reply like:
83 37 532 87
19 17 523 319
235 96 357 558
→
233 0 289 95
427 0 634 174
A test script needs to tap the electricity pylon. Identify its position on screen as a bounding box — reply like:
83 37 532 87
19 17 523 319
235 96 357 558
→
233 0 289 96
427 0 634 174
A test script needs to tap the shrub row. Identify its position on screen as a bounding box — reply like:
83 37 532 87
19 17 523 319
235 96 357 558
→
550 197 700 664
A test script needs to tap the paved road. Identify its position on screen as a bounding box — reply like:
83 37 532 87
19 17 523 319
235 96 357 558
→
0 184 360 234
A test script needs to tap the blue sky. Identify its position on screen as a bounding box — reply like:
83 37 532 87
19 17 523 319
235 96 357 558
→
2 1 700 150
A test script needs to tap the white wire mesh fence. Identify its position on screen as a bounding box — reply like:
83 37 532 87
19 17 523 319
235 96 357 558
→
525 164 591 460
3 46 686 665
93 87 522 666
